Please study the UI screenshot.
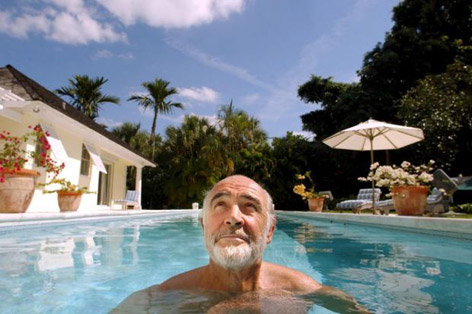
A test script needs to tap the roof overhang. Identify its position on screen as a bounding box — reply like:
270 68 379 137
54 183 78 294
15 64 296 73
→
0 97 155 168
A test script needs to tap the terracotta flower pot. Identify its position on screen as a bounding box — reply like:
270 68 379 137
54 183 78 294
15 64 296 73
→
391 185 429 216
0 169 41 213
308 197 324 212
57 191 82 212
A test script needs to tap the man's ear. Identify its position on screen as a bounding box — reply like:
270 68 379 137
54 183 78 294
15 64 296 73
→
266 218 276 244
200 217 204 230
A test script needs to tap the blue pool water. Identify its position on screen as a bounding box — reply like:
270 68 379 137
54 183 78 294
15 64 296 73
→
0 212 471 313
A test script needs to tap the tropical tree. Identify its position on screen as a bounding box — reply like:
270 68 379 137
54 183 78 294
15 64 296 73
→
296 0 472 201
56 75 120 120
218 102 267 153
162 115 231 207
399 59 472 173
111 122 156 192
111 122 150 154
128 78 183 159
299 0 472 140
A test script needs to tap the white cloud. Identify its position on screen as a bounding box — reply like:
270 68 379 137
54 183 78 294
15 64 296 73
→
0 11 50 38
117 52 134 60
292 131 315 141
0 0 245 44
94 49 114 58
137 105 154 118
240 93 260 105
159 112 219 127
188 113 219 126
0 1 126 44
95 117 123 129
165 38 276 92
94 49 134 59
95 0 245 28
178 86 219 103
257 0 373 123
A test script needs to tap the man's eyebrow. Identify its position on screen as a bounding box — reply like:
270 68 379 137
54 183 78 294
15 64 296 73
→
210 191 230 205
240 193 262 207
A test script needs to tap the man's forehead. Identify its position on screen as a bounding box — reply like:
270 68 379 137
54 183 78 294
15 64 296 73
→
210 176 264 198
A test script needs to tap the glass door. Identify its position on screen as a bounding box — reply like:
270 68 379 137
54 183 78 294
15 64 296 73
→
97 164 111 205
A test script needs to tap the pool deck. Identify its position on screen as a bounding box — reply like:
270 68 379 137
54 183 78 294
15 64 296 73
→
279 211 472 240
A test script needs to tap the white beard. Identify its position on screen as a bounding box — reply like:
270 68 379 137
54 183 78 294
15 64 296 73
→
204 230 267 270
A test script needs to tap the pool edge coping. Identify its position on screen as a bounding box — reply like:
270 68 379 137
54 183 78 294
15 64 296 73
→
277 211 472 240
0 210 200 231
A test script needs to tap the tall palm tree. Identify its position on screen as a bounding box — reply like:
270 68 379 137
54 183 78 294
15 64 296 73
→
128 78 183 159
217 101 267 153
56 75 120 120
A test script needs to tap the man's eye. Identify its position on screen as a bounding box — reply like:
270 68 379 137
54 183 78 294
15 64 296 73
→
245 203 257 210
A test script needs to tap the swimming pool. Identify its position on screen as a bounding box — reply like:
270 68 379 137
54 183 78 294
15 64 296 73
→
1 212 471 313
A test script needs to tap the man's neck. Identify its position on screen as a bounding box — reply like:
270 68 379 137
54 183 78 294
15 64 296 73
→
204 259 264 292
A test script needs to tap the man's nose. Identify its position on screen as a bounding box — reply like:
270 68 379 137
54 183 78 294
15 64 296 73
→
224 204 244 227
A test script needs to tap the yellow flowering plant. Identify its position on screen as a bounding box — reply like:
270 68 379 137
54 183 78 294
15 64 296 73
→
293 171 328 200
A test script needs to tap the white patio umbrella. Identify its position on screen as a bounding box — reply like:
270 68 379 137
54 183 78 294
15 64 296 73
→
322 118 424 210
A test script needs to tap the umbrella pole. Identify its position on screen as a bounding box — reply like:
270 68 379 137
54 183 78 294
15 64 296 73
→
370 141 376 213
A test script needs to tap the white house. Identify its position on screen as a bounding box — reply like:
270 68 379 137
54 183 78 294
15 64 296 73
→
0 65 155 212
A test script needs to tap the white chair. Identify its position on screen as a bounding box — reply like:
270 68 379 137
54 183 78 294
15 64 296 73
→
336 188 381 211
112 190 140 210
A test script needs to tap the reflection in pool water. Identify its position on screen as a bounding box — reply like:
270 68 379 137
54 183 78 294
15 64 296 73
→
111 287 367 313
0 213 471 313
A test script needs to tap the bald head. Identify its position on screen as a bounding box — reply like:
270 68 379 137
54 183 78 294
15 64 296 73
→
202 175 275 229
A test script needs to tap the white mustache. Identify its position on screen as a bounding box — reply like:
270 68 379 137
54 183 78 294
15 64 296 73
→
214 231 250 244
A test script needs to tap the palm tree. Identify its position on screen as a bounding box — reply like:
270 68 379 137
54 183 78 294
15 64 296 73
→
56 75 120 120
163 115 232 207
217 101 267 153
128 78 183 159
112 122 141 145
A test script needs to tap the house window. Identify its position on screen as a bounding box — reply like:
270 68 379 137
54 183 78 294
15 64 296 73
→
34 131 48 167
34 140 46 167
80 144 91 176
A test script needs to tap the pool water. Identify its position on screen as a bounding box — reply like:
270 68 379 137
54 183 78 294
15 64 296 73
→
0 213 471 313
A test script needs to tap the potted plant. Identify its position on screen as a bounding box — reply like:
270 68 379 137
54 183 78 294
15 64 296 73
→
359 160 435 215
0 125 65 213
41 178 93 212
293 171 328 212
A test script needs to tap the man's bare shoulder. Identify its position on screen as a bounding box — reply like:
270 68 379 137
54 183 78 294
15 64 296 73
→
262 262 322 292
158 266 207 291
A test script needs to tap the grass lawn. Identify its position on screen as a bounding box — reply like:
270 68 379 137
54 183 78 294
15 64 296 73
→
442 213 472 219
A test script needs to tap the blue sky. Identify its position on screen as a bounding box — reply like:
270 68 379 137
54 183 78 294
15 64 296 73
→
1 0 399 139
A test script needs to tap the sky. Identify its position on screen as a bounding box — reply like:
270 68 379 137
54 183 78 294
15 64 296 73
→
1 0 399 139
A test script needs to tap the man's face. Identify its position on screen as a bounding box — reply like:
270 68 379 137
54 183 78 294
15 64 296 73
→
202 176 275 269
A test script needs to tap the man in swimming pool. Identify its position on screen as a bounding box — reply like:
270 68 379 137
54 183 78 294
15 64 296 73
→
114 175 369 313
159 174 320 292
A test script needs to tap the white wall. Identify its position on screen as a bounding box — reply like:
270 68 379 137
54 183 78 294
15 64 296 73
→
1 113 131 213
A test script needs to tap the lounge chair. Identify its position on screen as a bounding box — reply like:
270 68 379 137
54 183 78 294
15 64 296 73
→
112 190 140 210
424 169 458 215
336 188 381 212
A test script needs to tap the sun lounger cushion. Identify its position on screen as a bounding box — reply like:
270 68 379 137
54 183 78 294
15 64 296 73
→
113 190 139 210
336 188 381 210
